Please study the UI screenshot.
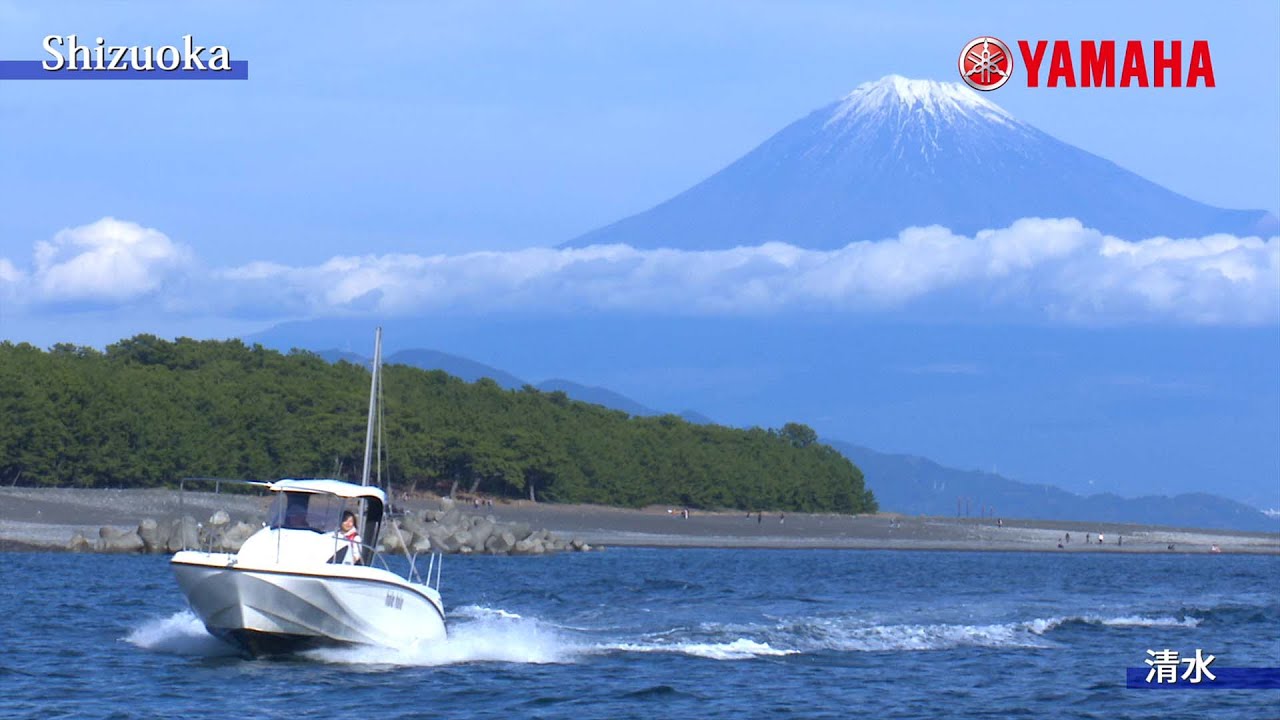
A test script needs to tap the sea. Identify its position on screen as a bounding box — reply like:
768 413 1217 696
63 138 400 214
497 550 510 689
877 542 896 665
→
1 548 1276 719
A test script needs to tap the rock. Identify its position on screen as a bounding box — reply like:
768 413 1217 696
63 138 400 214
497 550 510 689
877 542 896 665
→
362 509 570 556
439 507 463 529
67 531 91 552
381 523 407 553
96 526 145 553
166 516 200 552
570 538 586 551
485 531 515 554
208 510 231 528
432 534 461 554
381 534 403 554
514 537 546 555
399 514 428 543
469 518 496 549
218 522 257 552
137 518 164 553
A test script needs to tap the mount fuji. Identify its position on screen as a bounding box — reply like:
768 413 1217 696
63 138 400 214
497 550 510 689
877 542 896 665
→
567 75 1276 250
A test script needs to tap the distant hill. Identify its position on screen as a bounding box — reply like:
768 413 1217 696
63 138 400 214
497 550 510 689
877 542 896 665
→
833 441 1279 533
264 325 1276 531
536 379 658 416
679 410 716 425
383 349 528 390
1 336 875 513
316 349 368 366
535 379 717 424
566 75 1276 250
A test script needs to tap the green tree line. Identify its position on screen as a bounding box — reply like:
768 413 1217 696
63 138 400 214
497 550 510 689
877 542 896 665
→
0 336 876 513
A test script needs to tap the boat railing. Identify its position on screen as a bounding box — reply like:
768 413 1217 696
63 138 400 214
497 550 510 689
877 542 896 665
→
357 542 443 594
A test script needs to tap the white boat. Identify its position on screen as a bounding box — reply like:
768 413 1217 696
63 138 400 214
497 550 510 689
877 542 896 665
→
171 329 447 656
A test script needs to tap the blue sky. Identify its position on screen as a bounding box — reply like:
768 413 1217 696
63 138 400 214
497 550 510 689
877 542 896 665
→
0 1 1276 267
0 2 1277 507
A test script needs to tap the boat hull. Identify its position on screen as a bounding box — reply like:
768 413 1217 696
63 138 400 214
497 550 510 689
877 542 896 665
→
172 552 446 656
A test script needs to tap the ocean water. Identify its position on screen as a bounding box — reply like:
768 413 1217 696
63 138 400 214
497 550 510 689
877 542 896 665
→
1 548 1276 719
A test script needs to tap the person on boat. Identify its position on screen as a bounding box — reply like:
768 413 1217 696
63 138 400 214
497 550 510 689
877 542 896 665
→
335 510 363 564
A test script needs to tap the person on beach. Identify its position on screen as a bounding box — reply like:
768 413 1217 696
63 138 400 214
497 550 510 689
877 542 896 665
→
335 510 363 564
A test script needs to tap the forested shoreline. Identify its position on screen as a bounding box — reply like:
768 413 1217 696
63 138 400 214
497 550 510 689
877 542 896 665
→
0 336 876 513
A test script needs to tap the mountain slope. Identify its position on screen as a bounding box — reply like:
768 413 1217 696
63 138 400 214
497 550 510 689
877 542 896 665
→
384 349 528 389
536 378 659 416
833 441 1279 533
567 75 1276 250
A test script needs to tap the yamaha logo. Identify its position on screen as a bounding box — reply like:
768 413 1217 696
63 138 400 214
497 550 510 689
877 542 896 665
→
958 37 1014 91
959 37 1216 89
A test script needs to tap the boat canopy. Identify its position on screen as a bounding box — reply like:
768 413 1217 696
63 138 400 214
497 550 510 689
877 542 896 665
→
270 478 387 503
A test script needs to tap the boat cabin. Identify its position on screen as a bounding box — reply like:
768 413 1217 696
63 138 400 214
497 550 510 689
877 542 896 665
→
238 479 387 566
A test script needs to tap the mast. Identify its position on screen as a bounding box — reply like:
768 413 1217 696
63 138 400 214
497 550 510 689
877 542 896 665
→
360 327 382 487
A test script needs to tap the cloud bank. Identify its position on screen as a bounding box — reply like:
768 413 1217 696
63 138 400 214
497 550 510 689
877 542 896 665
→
1 217 1276 325
4 217 191 307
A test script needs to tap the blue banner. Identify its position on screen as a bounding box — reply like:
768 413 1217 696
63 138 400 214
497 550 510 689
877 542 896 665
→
0 60 248 80
1127 667 1280 689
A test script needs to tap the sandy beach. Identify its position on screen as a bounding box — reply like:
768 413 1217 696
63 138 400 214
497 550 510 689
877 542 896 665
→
0 486 1276 554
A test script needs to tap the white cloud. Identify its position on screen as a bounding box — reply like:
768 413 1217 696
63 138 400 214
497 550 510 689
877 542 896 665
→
4 217 1278 325
29 217 191 304
211 218 1274 324
0 257 22 284
0 256 23 307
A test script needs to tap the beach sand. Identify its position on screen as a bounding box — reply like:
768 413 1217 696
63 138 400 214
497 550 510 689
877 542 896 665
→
0 487 1276 554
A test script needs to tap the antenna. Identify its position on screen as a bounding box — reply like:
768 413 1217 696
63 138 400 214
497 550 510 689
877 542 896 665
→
360 327 382 487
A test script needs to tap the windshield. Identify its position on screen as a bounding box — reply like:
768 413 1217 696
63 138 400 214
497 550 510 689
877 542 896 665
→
268 491 345 532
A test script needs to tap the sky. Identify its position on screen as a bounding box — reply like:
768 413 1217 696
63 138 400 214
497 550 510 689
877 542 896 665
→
0 1 1276 266
0 1 1277 507
1 1 1277 334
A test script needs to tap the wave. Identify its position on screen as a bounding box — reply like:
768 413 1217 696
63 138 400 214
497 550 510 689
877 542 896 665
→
594 612 1204 659
125 607 1208 665
1173 601 1280 626
452 604 523 621
125 605 580 666
304 605 584 667
123 610 239 657
603 638 798 661
1090 615 1200 628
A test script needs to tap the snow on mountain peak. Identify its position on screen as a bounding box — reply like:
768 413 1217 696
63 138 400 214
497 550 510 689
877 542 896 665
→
825 75 1015 128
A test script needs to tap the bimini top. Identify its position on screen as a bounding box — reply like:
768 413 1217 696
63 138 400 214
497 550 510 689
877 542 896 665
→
271 478 387 503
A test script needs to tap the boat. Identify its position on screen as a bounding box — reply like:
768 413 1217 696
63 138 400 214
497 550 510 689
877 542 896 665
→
170 328 447 656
